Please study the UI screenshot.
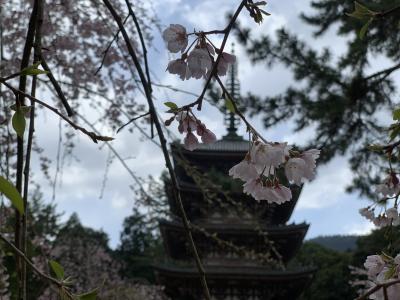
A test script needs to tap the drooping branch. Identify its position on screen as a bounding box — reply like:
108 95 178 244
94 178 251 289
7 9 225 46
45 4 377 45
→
101 0 212 298
0 80 112 143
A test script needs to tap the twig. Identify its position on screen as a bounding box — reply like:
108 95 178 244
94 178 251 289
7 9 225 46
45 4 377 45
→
101 0 212 298
94 14 130 76
124 0 152 93
356 279 400 300
116 111 150 133
181 0 247 111
40 57 74 117
0 80 112 143
0 232 73 299
15 1 38 297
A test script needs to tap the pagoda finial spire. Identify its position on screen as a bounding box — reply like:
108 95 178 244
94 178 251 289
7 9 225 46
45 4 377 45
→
223 43 242 141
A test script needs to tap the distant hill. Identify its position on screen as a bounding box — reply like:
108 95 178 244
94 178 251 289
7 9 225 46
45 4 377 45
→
307 235 359 252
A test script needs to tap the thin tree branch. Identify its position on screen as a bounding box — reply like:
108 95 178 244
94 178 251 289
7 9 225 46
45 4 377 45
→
116 111 150 133
0 80 112 143
356 279 400 300
101 0 212 298
15 1 38 297
94 14 130 76
39 57 74 117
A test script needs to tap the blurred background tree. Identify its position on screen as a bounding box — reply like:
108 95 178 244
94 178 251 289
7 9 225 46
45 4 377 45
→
231 0 400 199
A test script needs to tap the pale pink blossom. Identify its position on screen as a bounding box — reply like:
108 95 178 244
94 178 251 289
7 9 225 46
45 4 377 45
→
376 174 400 197
373 215 391 228
359 207 375 221
229 160 258 182
176 111 197 133
217 52 236 76
243 179 263 198
201 129 217 144
162 24 188 53
187 48 212 79
301 149 320 169
166 59 190 80
269 185 292 204
250 142 289 172
386 207 400 226
285 158 308 185
364 255 385 276
184 132 199 151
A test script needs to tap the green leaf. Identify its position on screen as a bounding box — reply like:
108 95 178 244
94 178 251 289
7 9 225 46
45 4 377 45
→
225 97 235 113
384 265 396 280
78 289 98 300
164 102 178 111
359 18 373 39
12 110 26 138
367 144 384 152
0 176 24 214
393 108 400 120
390 125 400 141
347 1 375 20
20 61 48 76
49 260 65 280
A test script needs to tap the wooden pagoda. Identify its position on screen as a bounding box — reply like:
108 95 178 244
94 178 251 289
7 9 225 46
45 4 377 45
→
155 48 315 299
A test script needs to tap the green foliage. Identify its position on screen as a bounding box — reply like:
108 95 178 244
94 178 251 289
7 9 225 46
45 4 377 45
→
11 109 26 138
116 208 162 283
294 242 357 300
20 61 48 76
234 0 400 198
0 175 24 214
49 260 65 280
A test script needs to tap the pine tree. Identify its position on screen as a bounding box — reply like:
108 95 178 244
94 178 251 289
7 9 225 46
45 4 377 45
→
234 0 400 198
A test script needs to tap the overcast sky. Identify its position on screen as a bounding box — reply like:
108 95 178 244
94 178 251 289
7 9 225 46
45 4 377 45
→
29 0 377 248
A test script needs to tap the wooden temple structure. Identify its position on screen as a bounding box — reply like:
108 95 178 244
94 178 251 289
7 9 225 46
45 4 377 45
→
155 48 315 299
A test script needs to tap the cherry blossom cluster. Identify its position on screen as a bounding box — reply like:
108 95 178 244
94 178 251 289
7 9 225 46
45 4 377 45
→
359 173 400 227
359 206 400 227
165 110 216 151
362 254 400 299
229 140 320 204
376 173 400 198
162 24 236 80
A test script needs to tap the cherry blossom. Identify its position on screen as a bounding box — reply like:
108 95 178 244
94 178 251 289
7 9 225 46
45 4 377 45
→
184 132 199 151
217 52 237 76
201 129 217 144
187 48 212 79
166 59 190 80
250 142 289 171
162 24 188 53
285 149 320 185
364 255 385 276
229 158 258 182
376 174 400 197
359 207 375 221
176 112 197 134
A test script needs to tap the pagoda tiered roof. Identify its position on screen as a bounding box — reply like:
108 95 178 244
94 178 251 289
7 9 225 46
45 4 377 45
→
159 219 308 264
155 264 315 300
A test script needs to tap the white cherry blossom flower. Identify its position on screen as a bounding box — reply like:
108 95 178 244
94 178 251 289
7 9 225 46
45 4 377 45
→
364 255 385 276
243 179 263 198
201 129 217 144
269 185 292 204
301 149 320 169
166 59 190 80
285 158 307 185
217 52 236 76
187 48 212 79
376 174 400 197
250 142 289 172
386 207 400 225
184 132 199 151
229 159 258 182
359 207 375 221
162 24 188 53
176 111 197 133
